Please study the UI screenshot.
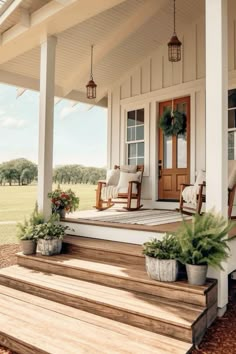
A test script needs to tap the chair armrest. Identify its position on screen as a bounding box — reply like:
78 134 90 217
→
98 180 107 184
180 183 194 187
128 180 141 185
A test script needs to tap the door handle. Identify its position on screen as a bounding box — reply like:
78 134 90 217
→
158 160 162 179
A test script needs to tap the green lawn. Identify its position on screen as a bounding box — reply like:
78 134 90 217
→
0 183 95 244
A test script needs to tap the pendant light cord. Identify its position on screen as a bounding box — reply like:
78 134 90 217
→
173 0 176 35
90 45 94 80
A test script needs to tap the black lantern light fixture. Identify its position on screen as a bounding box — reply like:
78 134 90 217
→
168 0 182 62
86 45 97 99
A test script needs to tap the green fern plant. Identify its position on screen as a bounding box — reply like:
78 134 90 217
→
175 212 233 269
143 234 181 260
17 203 44 240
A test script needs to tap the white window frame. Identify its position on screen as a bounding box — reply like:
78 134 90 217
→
228 93 236 160
121 102 150 177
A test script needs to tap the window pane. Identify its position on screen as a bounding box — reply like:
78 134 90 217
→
177 133 187 168
127 127 135 141
228 131 236 160
136 109 144 125
164 135 172 168
176 102 187 114
128 143 137 158
127 110 135 127
136 125 144 140
137 158 144 165
228 89 236 109
228 110 236 129
128 158 137 165
138 142 144 157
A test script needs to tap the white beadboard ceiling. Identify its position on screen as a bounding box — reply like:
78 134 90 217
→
0 0 205 102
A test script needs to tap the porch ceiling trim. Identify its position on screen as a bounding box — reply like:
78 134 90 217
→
0 0 22 26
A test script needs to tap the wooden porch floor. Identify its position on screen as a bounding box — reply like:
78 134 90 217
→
66 208 189 233
65 208 236 237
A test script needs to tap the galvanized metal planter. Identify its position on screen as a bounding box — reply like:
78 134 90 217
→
21 240 37 255
145 256 178 282
38 239 62 256
186 264 208 285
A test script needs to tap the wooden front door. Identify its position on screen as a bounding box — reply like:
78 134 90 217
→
158 96 190 200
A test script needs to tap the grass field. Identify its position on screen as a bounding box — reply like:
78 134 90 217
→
0 184 95 244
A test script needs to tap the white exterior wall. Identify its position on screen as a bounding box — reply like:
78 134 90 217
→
108 2 236 204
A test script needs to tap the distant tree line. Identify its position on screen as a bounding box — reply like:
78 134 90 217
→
0 159 106 186
53 165 106 185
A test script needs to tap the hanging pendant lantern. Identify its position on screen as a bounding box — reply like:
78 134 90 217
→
86 45 97 99
168 0 182 62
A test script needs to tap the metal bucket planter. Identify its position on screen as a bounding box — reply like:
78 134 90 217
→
59 209 66 219
38 239 62 256
21 240 37 255
145 256 178 282
186 264 208 286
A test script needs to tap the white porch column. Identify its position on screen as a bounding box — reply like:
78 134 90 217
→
205 0 228 312
38 36 57 219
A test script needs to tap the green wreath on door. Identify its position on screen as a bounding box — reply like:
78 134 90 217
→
159 109 186 136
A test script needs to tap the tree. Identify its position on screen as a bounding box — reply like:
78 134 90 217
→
0 158 37 185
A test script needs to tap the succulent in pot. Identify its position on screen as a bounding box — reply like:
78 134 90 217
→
35 215 69 256
175 212 232 286
143 234 180 282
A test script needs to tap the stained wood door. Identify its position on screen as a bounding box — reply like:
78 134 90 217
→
158 96 190 200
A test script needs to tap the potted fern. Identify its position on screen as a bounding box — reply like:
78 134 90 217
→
175 212 232 285
17 205 44 255
143 234 180 282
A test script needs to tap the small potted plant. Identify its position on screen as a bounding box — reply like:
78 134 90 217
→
17 205 44 255
143 234 180 282
175 212 232 285
36 214 69 256
48 187 79 219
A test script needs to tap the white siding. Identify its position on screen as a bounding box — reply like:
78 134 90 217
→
108 9 236 203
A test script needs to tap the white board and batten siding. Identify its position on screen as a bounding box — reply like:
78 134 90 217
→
108 2 236 205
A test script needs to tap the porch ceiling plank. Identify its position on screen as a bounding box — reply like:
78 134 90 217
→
61 0 167 98
0 0 126 64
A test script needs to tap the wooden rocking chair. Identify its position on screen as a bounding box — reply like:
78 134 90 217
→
95 165 144 211
179 161 236 219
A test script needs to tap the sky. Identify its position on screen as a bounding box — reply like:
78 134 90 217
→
0 84 107 168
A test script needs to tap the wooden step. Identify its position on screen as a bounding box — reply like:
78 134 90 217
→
0 284 193 354
63 235 144 265
17 252 217 308
0 265 207 345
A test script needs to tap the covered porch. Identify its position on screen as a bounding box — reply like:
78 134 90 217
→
0 0 235 352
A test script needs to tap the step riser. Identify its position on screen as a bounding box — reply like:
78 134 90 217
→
0 275 198 344
17 256 210 308
63 244 144 266
0 333 45 354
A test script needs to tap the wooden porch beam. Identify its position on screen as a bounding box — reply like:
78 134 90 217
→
62 0 166 97
0 0 126 64
0 69 107 107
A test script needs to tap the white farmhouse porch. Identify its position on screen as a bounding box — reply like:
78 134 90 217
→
0 0 235 352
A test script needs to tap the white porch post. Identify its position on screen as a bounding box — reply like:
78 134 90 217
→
38 36 57 219
205 0 228 313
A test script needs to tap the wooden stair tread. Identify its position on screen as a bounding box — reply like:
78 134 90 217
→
0 265 204 328
64 235 143 257
0 284 192 354
18 252 215 295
